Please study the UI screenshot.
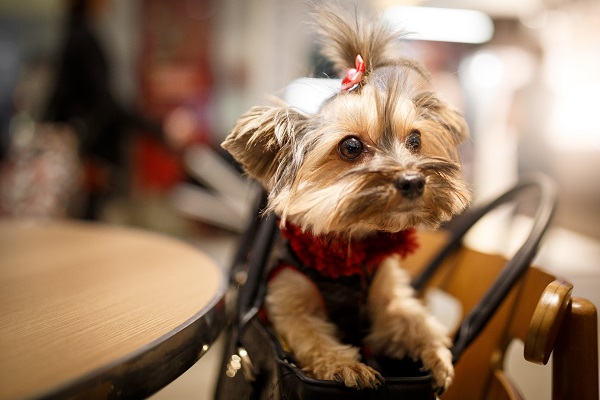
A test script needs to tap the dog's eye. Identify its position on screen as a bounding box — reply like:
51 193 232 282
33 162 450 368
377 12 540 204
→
406 130 421 152
338 136 364 161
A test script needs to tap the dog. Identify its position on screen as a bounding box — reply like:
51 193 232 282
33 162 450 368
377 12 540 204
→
222 5 470 392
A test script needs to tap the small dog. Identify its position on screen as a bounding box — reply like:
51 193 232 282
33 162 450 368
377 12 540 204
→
222 5 470 391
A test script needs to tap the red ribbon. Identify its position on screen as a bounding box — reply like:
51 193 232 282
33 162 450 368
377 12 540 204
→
341 54 366 92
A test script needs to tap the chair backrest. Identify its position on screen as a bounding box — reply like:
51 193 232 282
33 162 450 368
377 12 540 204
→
403 231 599 400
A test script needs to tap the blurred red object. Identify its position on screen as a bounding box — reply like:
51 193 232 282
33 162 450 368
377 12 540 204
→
133 136 184 192
134 0 214 192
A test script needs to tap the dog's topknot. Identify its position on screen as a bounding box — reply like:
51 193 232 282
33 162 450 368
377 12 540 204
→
313 5 408 78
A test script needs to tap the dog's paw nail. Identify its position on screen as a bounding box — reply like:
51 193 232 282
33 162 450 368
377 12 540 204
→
355 378 364 390
369 377 380 389
334 374 344 384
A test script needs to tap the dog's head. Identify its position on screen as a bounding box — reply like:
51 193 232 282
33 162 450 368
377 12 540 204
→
222 6 471 238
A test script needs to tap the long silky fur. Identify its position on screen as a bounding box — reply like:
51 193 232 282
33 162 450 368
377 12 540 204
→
312 5 404 75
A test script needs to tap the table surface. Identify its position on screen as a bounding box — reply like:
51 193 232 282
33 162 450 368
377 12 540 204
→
0 219 227 399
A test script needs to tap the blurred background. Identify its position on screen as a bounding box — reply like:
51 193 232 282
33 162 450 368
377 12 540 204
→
0 0 598 398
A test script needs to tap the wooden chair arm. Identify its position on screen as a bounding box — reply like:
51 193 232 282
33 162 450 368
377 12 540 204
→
524 280 598 400
524 280 573 365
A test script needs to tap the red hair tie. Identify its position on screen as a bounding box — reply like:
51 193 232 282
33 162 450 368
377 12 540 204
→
341 54 365 92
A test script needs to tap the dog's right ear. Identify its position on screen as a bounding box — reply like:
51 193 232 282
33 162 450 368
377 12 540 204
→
222 105 308 189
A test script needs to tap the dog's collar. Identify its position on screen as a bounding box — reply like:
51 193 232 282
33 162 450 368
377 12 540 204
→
280 223 419 279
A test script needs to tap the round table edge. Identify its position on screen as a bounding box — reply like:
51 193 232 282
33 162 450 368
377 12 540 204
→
38 277 228 399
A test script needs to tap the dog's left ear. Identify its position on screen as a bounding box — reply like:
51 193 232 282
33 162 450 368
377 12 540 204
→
222 105 308 189
414 92 469 144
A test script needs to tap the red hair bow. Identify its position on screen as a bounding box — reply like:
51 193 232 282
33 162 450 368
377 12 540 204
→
341 54 365 92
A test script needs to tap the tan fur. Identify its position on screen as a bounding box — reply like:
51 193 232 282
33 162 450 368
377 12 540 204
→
311 5 405 75
366 256 454 389
222 4 471 391
266 268 383 388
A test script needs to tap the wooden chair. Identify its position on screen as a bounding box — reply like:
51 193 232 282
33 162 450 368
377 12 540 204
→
403 230 599 400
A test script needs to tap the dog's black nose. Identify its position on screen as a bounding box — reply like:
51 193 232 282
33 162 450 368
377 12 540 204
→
395 172 425 199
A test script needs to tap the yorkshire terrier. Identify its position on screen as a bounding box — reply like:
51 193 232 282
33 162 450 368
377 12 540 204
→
222 5 470 392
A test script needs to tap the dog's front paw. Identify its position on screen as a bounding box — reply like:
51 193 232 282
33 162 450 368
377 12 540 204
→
311 359 384 389
421 345 454 391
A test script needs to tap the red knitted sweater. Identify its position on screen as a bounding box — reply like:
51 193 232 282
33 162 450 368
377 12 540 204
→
281 224 419 279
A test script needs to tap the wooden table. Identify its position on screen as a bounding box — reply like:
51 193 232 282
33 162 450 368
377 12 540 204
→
0 219 227 399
